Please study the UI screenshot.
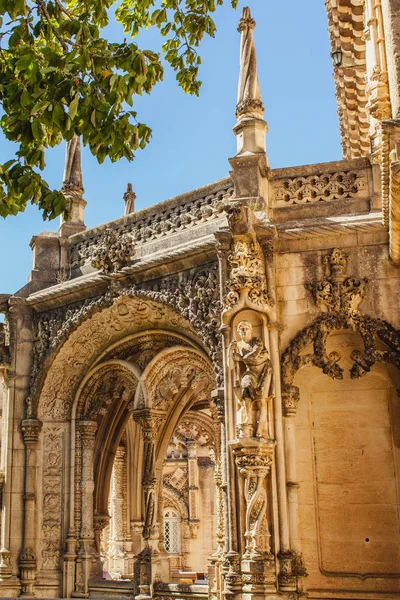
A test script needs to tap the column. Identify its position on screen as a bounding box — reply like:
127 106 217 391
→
78 420 97 597
19 418 42 597
109 445 127 577
232 440 276 599
281 391 307 589
187 441 200 536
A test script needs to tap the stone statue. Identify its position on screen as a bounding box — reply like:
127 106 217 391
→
230 320 273 438
236 7 264 118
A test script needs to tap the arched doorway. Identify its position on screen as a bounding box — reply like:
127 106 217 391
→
33 295 219 598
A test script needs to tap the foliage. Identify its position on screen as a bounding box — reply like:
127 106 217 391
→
0 0 236 219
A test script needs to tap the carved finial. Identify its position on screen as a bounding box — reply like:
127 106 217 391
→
123 183 136 216
231 6 268 160
59 134 86 236
61 134 84 195
236 6 264 119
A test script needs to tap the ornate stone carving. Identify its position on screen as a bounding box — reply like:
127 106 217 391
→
229 321 273 438
174 411 217 449
306 248 368 315
21 418 42 444
326 0 369 158
272 169 367 207
282 311 400 393
140 263 223 384
35 295 197 421
69 179 233 269
80 227 135 273
132 410 160 542
32 264 221 417
366 66 391 121
226 237 272 309
281 389 300 418
42 426 64 571
234 442 275 559
144 348 215 414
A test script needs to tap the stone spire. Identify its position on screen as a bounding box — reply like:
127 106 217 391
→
236 7 264 119
123 183 136 216
233 7 268 158
59 134 87 237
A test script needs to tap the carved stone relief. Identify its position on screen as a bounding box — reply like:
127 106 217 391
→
32 264 222 419
234 443 275 558
306 248 368 315
80 227 135 273
41 427 64 572
271 169 367 207
225 237 272 309
282 248 400 396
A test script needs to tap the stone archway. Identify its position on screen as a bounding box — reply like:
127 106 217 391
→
31 295 218 598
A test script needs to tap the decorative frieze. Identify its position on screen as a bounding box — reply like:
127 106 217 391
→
271 169 367 207
69 179 233 269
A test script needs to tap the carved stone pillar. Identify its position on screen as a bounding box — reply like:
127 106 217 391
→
157 488 167 555
93 513 110 578
132 409 168 597
109 445 127 574
232 440 276 599
141 428 158 544
19 418 42 597
78 420 97 597
187 441 200 535
280 390 306 591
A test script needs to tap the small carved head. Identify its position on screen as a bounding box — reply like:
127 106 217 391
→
237 320 253 342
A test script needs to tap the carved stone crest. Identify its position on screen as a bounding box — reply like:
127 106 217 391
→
226 237 272 309
306 248 368 315
81 227 135 273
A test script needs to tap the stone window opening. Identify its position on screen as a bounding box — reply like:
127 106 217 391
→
164 510 180 554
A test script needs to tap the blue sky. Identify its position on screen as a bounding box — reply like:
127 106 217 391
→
0 0 342 294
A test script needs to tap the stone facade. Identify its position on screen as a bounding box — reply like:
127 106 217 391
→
0 4 400 600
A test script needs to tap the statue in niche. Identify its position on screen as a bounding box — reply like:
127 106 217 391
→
229 320 273 438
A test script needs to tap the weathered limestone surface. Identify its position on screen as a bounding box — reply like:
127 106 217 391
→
1 4 400 600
